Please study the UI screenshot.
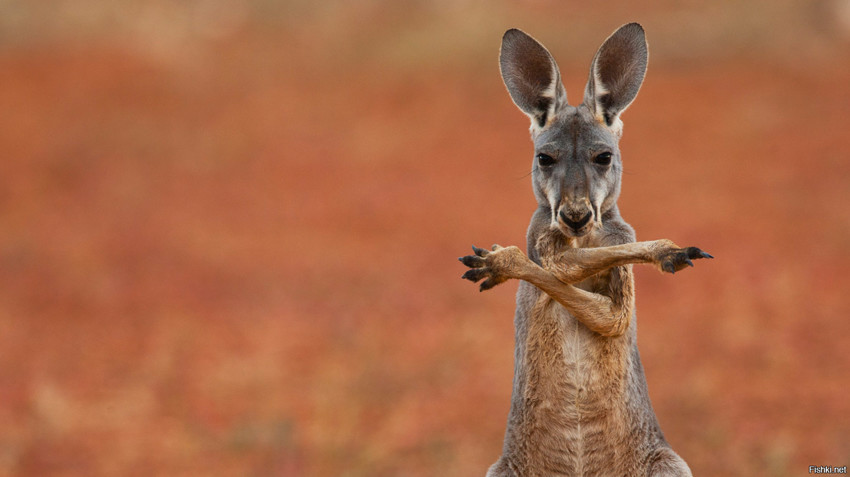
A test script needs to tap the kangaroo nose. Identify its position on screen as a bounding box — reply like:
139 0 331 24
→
559 210 592 231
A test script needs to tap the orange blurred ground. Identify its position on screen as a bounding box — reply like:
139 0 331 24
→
1 2 849 476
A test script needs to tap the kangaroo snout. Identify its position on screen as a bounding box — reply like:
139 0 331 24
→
559 208 593 233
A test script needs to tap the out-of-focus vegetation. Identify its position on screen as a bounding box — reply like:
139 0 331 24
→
1 1 849 475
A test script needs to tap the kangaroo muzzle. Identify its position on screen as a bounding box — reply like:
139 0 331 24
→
559 209 593 232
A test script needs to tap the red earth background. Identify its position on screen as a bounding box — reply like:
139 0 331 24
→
1 1 850 475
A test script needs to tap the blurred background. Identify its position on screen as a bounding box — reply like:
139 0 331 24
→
1 0 849 475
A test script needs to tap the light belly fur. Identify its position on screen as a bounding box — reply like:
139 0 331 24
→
502 286 636 475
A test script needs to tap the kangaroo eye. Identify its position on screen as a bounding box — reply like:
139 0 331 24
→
536 153 556 167
593 152 613 166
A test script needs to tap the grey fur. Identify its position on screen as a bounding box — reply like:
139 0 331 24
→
461 23 710 476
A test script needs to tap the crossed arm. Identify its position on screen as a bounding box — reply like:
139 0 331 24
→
459 241 712 337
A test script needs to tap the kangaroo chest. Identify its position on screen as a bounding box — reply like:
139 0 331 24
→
509 283 635 474
522 292 629 411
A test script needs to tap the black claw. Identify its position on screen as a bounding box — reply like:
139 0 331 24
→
480 279 496 291
685 258 694 268
462 268 487 283
472 245 488 257
662 262 676 274
685 247 714 260
460 255 485 268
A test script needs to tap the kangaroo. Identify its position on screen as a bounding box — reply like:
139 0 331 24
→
459 23 711 476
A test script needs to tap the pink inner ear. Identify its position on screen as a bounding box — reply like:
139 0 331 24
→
500 29 566 127
585 24 647 124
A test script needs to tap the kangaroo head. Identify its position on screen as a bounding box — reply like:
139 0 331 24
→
500 23 648 238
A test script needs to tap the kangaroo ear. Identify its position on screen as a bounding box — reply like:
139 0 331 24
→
500 29 568 130
583 23 647 131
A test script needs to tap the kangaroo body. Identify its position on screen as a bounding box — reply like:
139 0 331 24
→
490 209 681 476
460 24 709 476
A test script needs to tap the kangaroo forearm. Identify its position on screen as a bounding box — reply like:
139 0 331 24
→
546 240 668 284
521 266 631 337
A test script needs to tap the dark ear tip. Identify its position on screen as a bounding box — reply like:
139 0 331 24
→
615 22 644 36
502 28 530 45
613 22 646 43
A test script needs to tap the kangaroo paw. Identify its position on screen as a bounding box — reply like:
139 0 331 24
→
459 244 527 291
657 246 713 274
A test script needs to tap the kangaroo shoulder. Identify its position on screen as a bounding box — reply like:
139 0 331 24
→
599 215 636 246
